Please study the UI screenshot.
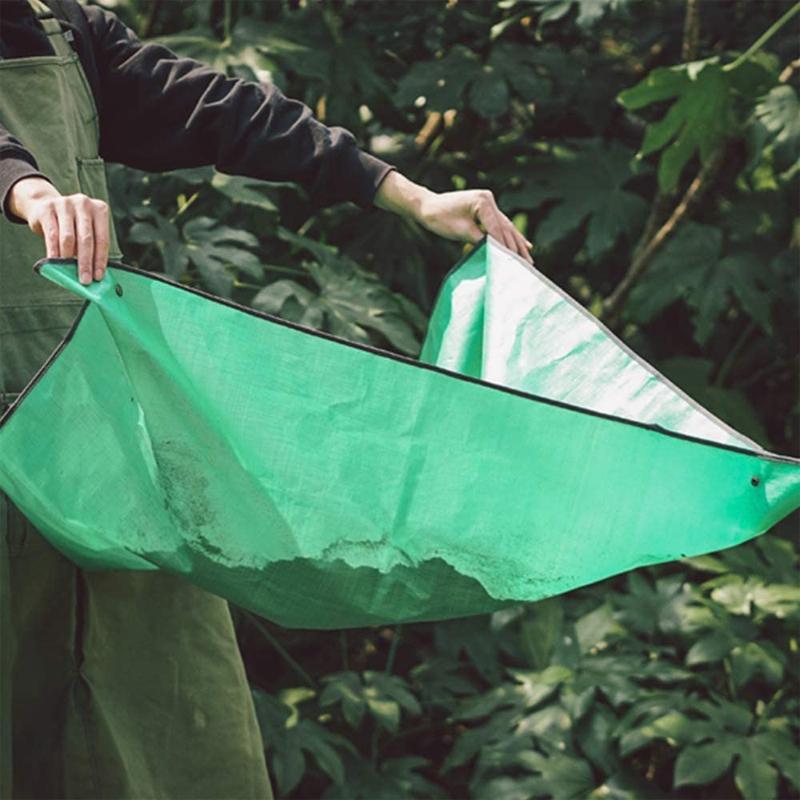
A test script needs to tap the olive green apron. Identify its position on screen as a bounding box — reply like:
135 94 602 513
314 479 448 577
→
0 3 272 797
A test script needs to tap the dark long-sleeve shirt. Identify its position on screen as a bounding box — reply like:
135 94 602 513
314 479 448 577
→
0 0 395 220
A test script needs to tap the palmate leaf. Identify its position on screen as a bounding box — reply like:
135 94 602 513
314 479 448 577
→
735 739 779 800
729 641 785 689
127 206 187 278
619 60 735 192
210 173 279 212
307 260 424 354
394 46 482 113
674 738 739 787
251 689 355 795
256 229 425 354
410 656 478 711
519 597 564 669
755 84 800 160
318 671 420 734
574 602 624 654
516 751 596 800
628 222 777 345
434 616 506 683
611 572 687 637
502 140 646 260
181 216 263 297
394 42 551 119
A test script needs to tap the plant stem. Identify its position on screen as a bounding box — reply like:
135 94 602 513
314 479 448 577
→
714 319 757 387
244 611 317 689
384 625 402 673
263 264 307 277
170 191 199 223
222 0 233 44
723 2 800 72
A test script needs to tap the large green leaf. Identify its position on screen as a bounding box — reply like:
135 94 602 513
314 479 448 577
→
319 671 420 734
574 602 624 654
181 216 263 297
735 739 778 800
674 739 738 787
501 140 646 260
395 41 553 119
211 173 279 212
252 689 354 795
262 229 425 354
619 61 734 192
394 46 482 112
628 222 777 345
755 84 800 157
127 206 187 278
517 751 595 799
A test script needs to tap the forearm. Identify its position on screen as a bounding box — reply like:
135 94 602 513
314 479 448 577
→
373 170 434 219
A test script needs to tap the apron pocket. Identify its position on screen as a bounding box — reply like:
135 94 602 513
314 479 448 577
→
75 157 123 260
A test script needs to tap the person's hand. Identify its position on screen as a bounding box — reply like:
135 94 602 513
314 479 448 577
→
373 170 533 263
7 176 110 285
416 189 533 263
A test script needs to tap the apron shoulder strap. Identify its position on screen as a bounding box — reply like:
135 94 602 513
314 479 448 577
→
26 0 72 58
37 0 102 116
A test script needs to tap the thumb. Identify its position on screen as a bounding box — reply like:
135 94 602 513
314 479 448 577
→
462 218 484 244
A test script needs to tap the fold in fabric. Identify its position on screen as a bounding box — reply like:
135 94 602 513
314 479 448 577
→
0 237 797 628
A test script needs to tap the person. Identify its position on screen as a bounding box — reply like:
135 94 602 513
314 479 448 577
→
0 0 533 796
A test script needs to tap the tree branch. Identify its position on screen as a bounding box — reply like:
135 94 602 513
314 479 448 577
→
601 148 725 326
605 0 703 326
682 0 701 62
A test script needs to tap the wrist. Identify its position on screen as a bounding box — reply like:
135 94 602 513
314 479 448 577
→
374 170 436 223
8 177 59 222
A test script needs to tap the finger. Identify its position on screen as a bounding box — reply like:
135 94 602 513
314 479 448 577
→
494 208 528 261
502 214 533 263
38 209 60 258
494 212 519 255
54 201 76 262
75 199 94 285
92 201 110 281
475 194 515 252
463 218 484 244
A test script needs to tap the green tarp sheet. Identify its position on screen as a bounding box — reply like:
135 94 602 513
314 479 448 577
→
1 237 798 628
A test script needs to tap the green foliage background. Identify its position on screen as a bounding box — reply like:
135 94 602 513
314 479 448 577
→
97 0 799 797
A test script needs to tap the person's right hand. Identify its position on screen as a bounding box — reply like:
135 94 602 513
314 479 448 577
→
7 176 110 285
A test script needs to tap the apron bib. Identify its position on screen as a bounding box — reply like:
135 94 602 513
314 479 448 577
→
0 4 271 797
0 0 121 399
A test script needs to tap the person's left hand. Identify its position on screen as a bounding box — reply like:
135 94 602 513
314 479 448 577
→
373 171 533 263
416 188 533 264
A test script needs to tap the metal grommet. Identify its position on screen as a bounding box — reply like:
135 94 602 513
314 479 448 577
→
115 284 124 297
751 476 760 487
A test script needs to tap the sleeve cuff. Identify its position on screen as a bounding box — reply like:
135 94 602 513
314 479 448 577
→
352 150 396 209
0 158 49 223
316 138 396 210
